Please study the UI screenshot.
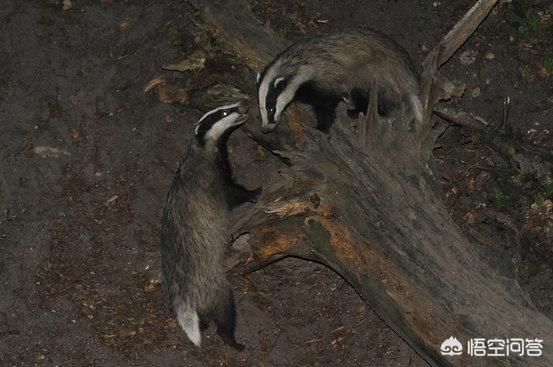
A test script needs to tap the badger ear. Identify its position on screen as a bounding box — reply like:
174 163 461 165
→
274 77 285 87
256 72 261 84
273 77 288 93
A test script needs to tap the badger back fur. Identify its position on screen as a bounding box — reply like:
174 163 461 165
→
257 26 423 132
161 102 257 351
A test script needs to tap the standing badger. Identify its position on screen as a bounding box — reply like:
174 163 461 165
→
160 101 259 351
257 26 423 132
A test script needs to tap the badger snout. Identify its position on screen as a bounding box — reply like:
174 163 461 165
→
261 122 277 134
236 100 248 115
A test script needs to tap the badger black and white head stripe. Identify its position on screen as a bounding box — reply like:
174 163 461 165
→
258 61 314 133
195 102 248 143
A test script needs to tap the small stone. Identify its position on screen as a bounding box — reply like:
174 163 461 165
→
484 52 495 60
459 50 477 66
470 87 481 98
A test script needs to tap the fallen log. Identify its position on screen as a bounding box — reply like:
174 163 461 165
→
190 0 553 365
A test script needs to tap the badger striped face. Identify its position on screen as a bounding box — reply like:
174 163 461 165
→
258 63 313 133
195 102 248 144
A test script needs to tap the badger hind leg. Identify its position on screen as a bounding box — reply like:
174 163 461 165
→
349 87 397 118
212 287 245 351
175 302 202 347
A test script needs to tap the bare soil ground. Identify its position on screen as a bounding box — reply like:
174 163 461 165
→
1 0 552 366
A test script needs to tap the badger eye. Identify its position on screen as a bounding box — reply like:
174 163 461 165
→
223 111 228 116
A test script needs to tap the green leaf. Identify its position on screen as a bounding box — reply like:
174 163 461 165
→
534 193 545 208
545 54 553 73
515 9 540 39
491 185 509 212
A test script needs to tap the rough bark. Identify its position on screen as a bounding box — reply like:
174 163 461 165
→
190 0 553 366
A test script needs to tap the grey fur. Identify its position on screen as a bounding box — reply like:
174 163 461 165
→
160 102 251 351
258 26 423 132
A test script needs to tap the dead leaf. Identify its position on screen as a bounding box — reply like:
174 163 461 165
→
537 66 551 79
164 115 174 124
466 171 490 192
538 11 552 32
330 336 346 347
117 328 136 337
196 84 249 109
466 177 477 192
143 277 161 292
143 77 166 93
464 211 477 224
33 146 71 158
255 145 268 160
70 127 81 140
119 20 130 31
526 129 538 142
157 84 188 104
105 195 119 205
63 0 72 11
163 50 206 72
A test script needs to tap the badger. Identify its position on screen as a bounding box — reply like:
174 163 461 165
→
160 101 259 351
257 26 423 132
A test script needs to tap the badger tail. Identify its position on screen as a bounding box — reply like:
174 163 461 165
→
175 301 201 347
409 93 424 123
174 286 245 351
